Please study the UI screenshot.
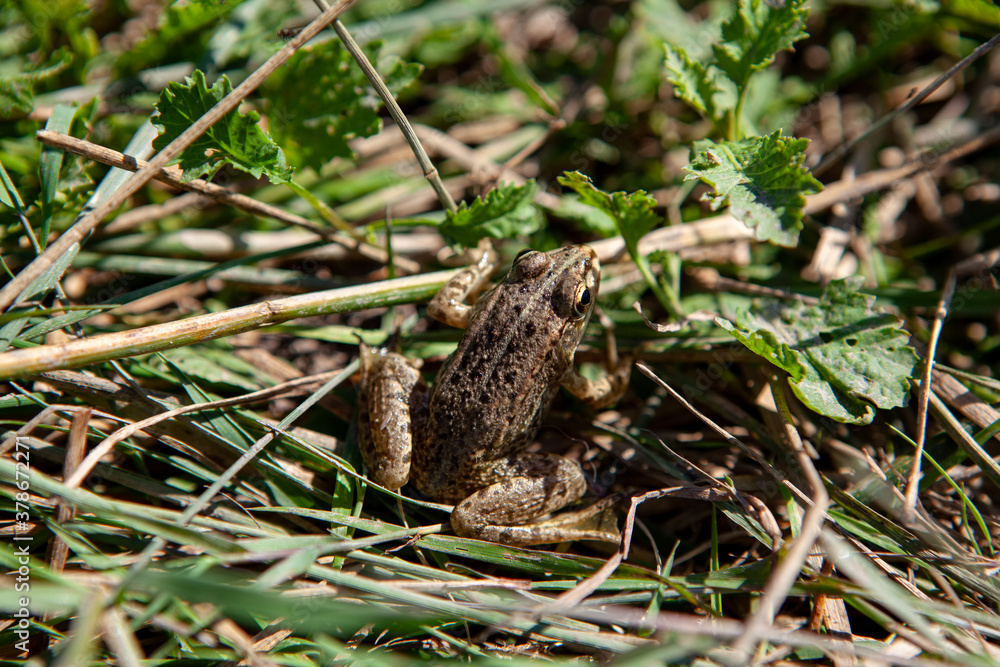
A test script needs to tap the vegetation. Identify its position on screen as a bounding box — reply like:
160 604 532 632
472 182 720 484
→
2 0 1000 663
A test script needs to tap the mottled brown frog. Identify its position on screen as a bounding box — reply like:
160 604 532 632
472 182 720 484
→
358 245 629 546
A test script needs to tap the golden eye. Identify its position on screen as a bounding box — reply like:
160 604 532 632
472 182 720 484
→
574 285 591 317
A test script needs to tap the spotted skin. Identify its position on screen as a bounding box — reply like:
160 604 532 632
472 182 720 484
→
358 245 630 546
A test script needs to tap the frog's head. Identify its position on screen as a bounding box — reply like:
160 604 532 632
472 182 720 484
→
506 245 600 341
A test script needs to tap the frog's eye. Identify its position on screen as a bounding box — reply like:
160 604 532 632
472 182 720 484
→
573 285 592 317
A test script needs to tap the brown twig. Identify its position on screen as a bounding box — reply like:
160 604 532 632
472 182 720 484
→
814 31 1000 174
805 124 1000 215
33 130 418 273
904 272 956 515
589 213 754 262
42 407 90 636
0 268 455 379
101 191 211 235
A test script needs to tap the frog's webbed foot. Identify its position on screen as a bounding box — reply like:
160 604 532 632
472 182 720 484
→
449 454 622 546
511 494 622 545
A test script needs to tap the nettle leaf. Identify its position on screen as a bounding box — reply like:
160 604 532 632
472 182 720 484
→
151 70 292 184
553 197 618 236
440 181 542 246
663 44 732 121
557 171 658 251
717 278 919 424
685 130 821 247
262 40 422 172
713 0 809 90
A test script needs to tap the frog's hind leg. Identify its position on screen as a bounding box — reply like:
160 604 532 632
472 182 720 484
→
450 454 621 546
358 347 428 491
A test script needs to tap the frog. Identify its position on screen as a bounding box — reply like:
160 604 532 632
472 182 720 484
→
357 244 630 546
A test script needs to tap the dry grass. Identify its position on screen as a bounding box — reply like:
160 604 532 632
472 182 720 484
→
2 0 1000 664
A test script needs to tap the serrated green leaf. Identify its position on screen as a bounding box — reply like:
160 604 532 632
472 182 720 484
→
685 130 821 247
557 171 658 251
716 278 920 424
663 44 732 121
712 0 809 90
151 70 293 184
439 180 542 246
262 40 422 172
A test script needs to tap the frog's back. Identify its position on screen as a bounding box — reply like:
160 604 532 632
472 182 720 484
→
412 246 599 501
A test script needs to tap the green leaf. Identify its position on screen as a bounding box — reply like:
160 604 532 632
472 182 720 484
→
557 171 658 252
113 1 237 79
663 44 732 121
151 70 293 184
262 40 422 172
439 180 542 246
552 196 618 236
0 48 73 118
36 100 96 243
712 0 809 90
492 38 560 117
158 346 264 392
39 105 77 244
558 171 680 315
0 243 79 355
716 278 920 424
685 130 821 247
0 77 35 117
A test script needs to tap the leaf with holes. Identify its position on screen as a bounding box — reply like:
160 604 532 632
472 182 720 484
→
716 278 919 424
685 130 821 247
151 70 293 184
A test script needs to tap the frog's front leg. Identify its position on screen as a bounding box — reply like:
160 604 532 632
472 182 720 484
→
560 357 633 409
426 239 498 328
561 312 633 409
450 454 621 546
358 346 429 490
